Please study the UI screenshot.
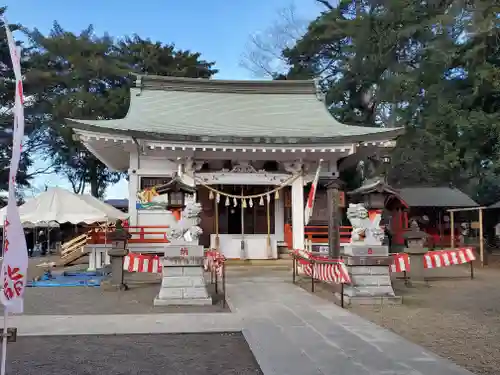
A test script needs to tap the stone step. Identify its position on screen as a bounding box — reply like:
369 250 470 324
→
343 285 396 298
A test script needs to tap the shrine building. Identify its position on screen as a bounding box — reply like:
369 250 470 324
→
67 75 403 259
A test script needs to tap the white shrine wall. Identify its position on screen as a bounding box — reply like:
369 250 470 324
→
128 151 178 229
126 150 340 257
127 152 292 239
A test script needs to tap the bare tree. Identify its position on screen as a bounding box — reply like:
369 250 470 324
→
240 3 311 78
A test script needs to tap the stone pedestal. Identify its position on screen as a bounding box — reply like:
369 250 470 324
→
405 247 428 286
106 248 129 291
154 244 212 306
340 244 401 305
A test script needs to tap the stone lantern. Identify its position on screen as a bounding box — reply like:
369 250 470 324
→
106 220 131 291
403 220 429 285
156 175 196 220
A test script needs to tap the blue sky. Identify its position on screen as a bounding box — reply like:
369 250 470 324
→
4 0 324 198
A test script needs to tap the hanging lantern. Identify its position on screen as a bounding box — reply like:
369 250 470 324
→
275 189 280 200
216 193 220 203
225 197 230 206
266 193 271 203
242 199 247 208
155 176 195 212
249 198 253 208
233 197 237 207
209 190 214 200
259 196 264 206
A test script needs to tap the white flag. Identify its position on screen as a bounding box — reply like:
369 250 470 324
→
304 161 322 226
0 20 28 314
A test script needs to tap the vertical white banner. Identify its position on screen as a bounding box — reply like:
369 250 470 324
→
0 19 28 314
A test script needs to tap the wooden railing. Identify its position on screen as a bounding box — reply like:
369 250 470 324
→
304 225 353 244
284 224 353 249
87 225 170 244
284 224 461 249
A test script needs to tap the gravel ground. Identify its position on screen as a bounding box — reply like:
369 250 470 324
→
297 258 500 375
24 256 228 315
7 333 263 375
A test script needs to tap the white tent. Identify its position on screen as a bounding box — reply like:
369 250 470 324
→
5 187 127 225
76 194 128 221
0 201 59 228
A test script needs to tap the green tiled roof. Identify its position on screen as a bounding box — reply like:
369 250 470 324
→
399 187 478 208
67 75 404 144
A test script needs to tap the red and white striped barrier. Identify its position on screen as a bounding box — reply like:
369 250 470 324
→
390 253 410 273
123 253 162 273
424 248 475 269
204 250 225 277
293 250 351 284
389 248 475 273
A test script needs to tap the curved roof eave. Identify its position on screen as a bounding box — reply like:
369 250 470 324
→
67 119 405 145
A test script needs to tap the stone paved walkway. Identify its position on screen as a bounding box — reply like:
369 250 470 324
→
3 273 473 375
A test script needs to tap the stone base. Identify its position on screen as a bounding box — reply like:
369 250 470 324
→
154 264 212 306
341 245 398 304
154 244 213 307
335 293 402 306
153 297 213 306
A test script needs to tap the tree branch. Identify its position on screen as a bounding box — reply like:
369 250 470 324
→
25 162 57 178
315 0 334 10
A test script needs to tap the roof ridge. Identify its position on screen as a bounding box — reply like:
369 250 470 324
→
137 75 317 95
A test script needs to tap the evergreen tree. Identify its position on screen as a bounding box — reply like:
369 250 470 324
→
26 23 217 197
280 0 500 203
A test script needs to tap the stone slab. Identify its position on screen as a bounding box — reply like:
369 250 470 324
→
160 276 205 288
158 287 183 299
350 266 391 275
183 287 211 299
342 244 388 257
344 256 393 266
343 285 396 297
335 293 403 306
350 274 392 287
153 297 213 306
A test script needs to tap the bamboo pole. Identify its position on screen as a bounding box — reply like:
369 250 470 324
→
479 207 484 267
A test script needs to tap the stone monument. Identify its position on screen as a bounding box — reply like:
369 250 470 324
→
154 202 212 306
403 220 429 286
341 203 400 304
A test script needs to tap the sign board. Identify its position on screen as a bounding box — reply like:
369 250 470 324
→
311 244 329 254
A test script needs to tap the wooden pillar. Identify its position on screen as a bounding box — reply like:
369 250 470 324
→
291 175 305 250
450 211 455 248
327 179 341 259
215 194 220 251
479 208 484 267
